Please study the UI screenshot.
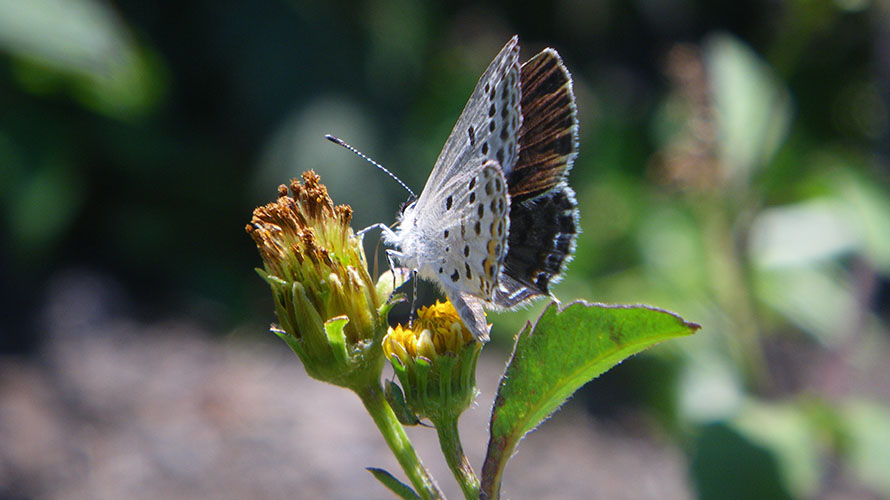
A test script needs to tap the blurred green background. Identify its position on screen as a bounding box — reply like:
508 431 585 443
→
2 0 890 498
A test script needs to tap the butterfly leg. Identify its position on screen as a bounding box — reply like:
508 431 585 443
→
409 269 418 328
383 248 404 292
382 248 419 328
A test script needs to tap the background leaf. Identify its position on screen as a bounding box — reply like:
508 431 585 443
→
480 301 700 498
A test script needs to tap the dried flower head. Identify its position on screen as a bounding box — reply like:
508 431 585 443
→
247 171 385 388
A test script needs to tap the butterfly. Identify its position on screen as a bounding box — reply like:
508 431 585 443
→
384 35 579 341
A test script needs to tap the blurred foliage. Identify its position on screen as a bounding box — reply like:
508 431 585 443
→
1 0 889 498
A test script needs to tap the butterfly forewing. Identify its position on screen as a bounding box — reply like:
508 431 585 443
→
419 37 522 201
493 47 580 307
509 48 579 201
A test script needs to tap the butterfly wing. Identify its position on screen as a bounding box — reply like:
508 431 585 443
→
495 185 578 307
415 36 522 207
401 158 510 340
494 47 580 308
509 48 579 200
393 37 580 332
410 159 510 298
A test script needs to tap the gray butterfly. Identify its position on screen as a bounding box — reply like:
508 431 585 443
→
384 35 580 341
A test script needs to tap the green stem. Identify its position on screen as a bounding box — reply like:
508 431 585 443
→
433 415 479 500
357 383 445 500
701 200 769 387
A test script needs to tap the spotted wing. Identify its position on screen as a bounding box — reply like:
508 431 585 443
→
416 37 522 205
423 160 509 301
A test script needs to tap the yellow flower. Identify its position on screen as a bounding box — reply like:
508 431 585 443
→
383 301 482 421
383 301 475 361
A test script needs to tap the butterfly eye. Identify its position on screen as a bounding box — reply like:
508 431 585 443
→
400 200 417 214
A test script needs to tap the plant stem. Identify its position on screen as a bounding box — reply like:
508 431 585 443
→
702 201 769 388
433 415 479 500
357 382 445 500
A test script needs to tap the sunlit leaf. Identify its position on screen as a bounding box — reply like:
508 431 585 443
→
480 301 700 499
833 170 890 273
748 199 860 268
756 265 856 347
731 400 822 498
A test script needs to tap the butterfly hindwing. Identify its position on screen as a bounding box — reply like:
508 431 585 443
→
495 184 578 307
423 160 509 301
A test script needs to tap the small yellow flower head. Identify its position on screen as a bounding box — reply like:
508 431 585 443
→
383 301 475 360
247 171 385 388
383 301 482 421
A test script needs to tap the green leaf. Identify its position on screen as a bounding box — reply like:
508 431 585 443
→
0 0 166 118
367 467 421 500
480 301 699 499
729 400 822 498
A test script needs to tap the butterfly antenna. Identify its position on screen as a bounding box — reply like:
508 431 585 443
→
325 134 417 200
